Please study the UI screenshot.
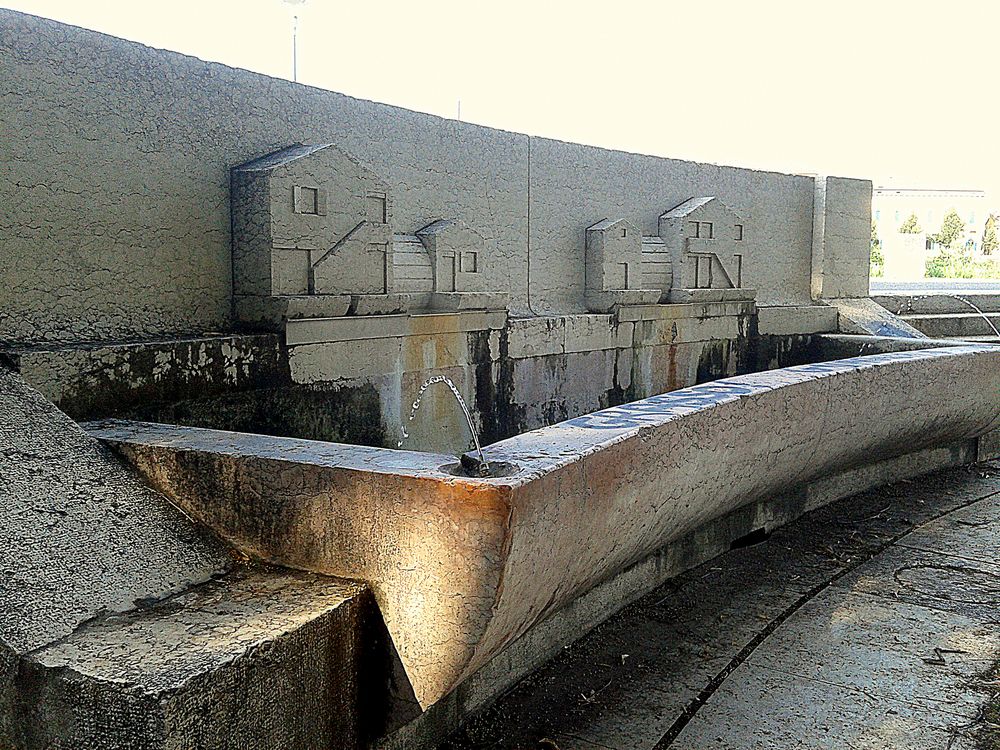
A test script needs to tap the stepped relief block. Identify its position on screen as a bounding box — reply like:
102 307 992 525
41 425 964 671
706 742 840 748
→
584 218 661 312
231 143 402 327
415 219 506 311
657 197 757 304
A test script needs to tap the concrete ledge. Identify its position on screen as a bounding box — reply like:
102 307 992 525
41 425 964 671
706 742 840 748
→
428 292 509 312
349 294 411 316
285 311 508 346
8 333 286 421
613 300 754 322
584 289 661 313
505 303 756 360
873 293 1000 316
900 311 1000 339
667 287 757 304
235 295 352 330
758 305 838 336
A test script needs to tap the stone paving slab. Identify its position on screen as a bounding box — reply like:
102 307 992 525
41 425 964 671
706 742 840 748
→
898 489 1000 566
670 667 971 750
833 544 1000 625
743 586 999 719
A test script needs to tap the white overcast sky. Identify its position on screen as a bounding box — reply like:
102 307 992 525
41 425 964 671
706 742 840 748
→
4 0 999 194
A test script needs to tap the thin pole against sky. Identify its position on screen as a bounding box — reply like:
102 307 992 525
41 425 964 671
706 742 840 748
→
292 14 298 82
282 0 306 82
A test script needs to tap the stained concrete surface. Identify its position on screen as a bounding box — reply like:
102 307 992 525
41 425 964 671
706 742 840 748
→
442 460 1000 750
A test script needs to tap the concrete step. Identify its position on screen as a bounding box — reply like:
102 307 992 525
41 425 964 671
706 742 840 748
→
898 311 1000 338
874 293 1000 315
18 569 374 750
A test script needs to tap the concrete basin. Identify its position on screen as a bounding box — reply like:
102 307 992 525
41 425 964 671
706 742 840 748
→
85 344 1000 714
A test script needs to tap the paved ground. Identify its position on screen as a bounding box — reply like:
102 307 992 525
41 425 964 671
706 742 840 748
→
872 279 1000 295
441 460 1000 750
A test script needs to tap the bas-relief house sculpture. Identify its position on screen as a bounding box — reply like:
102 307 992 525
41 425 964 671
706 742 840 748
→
4 10 1000 750
234 143 759 328
584 197 757 312
658 196 757 304
232 143 505 328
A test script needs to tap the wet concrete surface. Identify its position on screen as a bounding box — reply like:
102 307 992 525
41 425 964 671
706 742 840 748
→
440 460 1000 750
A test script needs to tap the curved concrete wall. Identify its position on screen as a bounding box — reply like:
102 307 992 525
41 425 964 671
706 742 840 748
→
88 345 1000 711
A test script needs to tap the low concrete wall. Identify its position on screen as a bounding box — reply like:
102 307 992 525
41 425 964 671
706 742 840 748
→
14 304 775 455
87 344 1000 716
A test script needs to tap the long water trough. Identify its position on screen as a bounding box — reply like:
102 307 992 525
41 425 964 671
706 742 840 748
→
85 343 1000 735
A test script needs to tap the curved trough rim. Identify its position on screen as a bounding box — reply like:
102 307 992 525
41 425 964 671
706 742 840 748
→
469 343 1000 482
459 343 1000 685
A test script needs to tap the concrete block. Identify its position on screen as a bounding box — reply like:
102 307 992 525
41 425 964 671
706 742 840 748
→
584 289 661 313
634 314 740 347
407 311 507 335
289 338 403 383
21 572 372 750
428 292 508 312
506 317 566 359
758 305 838 336
562 315 631 354
285 311 505 347
667 287 757 304
349 294 411 317
811 176 873 300
236 295 352 329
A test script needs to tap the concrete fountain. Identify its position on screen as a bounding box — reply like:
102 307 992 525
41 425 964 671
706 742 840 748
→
2 9 1000 749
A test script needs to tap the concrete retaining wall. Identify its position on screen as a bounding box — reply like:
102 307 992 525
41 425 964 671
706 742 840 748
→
0 10 869 345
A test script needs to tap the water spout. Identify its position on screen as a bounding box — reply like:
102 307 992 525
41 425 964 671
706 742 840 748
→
398 375 490 475
946 294 1000 339
892 293 1000 340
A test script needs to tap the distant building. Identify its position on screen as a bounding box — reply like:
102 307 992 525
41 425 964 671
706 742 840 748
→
872 184 995 251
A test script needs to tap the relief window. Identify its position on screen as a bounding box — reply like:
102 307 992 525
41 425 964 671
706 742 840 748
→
735 223 744 241
688 221 701 238
694 255 714 288
293 186 326 215
366 193 387 224
699 221 715 239
460 251 479 273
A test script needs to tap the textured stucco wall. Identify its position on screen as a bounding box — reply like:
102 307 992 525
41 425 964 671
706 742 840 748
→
0 10 870 345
